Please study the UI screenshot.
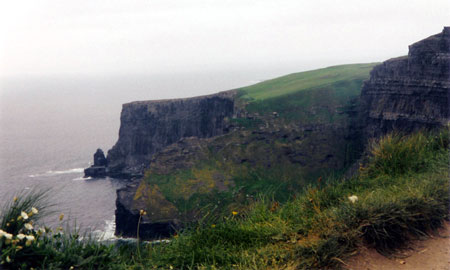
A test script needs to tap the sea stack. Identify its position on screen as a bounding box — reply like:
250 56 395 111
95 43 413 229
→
84 148 108 178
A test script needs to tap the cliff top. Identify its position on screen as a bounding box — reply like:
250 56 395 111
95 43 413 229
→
123 89 237 107
409 26 450 55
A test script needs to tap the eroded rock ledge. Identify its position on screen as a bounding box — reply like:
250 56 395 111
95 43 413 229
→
360 27 450 139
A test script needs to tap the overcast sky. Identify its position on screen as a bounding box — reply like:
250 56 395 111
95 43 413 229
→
0 0 449 77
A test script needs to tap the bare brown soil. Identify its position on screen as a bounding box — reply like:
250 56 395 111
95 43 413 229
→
344 221 450 270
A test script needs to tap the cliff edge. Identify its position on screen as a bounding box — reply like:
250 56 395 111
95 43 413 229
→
85 91 236 178
360 27 450 139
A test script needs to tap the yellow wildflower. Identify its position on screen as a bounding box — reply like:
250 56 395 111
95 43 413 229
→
59 213 64 221
13 196 18 202
211 224 216 228
139 209 147 216
232 211 238 216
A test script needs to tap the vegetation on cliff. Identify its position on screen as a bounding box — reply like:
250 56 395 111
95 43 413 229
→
1 129 448 269
239 63 375 123
126 63 378 234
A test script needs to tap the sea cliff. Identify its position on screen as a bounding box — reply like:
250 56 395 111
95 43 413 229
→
110 63 373 239
360 27 449 139
86 27 449 240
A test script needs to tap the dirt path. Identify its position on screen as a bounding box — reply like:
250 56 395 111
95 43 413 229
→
344 221 450 270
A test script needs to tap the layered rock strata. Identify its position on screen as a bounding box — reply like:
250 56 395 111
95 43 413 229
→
84 148 108 178
106 90 236 178
360 27 450 139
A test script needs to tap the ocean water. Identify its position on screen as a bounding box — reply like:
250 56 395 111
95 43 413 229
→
0 68 293 237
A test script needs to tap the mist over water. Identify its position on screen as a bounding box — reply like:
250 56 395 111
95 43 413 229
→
0 68 291 235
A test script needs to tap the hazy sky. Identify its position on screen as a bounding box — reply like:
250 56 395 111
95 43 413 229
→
1 0 449 77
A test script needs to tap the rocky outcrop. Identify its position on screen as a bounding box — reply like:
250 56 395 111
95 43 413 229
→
115 181 180 239
84 149 107 178
106 90 236 178
360 27 450 139
93 149 108 166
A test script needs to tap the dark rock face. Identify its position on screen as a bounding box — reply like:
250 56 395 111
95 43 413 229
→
84 166 107 178
115 182 179 239
106 91 235 239
84 148 107 178
106 91 236 178
360 27 450 139
93 149 107 166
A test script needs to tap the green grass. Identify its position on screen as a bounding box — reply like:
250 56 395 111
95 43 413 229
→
138 129 448 269
239 63 377 101
2 129 448 269
238 63 377 124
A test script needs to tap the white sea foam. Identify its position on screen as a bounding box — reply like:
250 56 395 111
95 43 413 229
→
46 168 84 175
93 217 117 240
73 176 91 181
28 168 84 178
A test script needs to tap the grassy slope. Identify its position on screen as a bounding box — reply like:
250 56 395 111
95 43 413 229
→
239 63 377 101
2 130 447 270
134 130 450 270
239 63 377 124
140 63 378 219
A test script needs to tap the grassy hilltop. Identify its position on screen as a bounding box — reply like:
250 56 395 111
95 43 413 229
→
240 63 375 122
136 63 378 223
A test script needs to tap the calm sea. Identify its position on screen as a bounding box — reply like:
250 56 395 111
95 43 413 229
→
0 68 294 237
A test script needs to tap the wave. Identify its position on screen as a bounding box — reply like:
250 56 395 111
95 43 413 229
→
92 218 116 241
28 168 84 178
72 176 91 181
47 168 84 174
92 219 172 244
